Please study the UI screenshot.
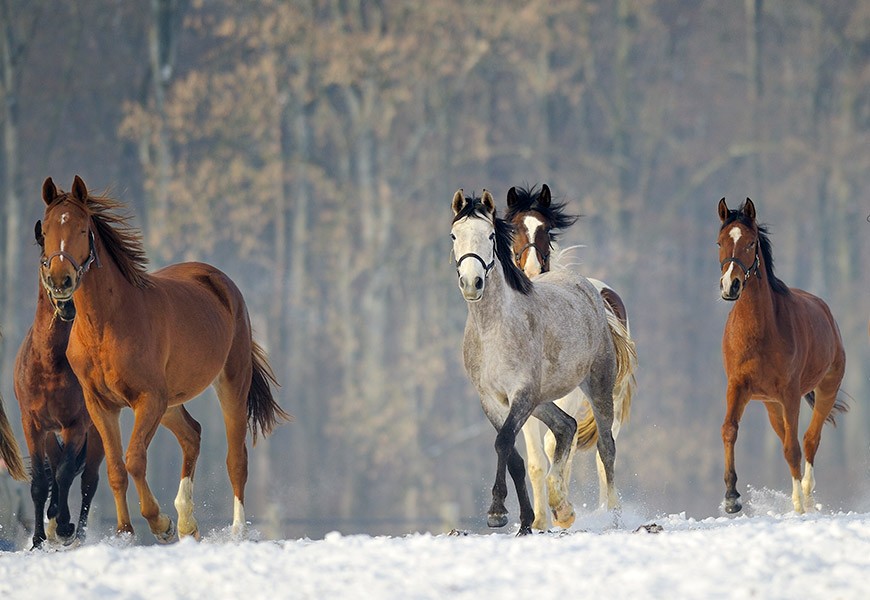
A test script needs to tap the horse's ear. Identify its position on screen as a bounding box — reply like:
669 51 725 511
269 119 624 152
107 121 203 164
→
42 177 58 205
717 198 729 222
34 220 44 247
539 184 551 208
451 189 466 215
71 175 88 203
506 187 519 208
481 189 495 214
742 198 756 221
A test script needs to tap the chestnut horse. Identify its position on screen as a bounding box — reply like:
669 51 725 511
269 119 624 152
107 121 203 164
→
0 391 27 482
717 198 846 514
505 184 636 529
14 220 104 548
38 175 289 541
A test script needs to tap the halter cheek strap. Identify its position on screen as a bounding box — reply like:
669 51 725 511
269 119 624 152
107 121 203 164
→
720 251 759 281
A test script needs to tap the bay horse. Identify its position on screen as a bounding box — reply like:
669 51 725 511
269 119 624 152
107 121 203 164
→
505 185 636 530
38 175 290 541
451 189 629 534
14 219 104 548
717 198 846 514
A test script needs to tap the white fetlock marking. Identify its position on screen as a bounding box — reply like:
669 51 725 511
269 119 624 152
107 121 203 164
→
792 478 805 513
174 477 198 537
232 497 246 537
596 452 608 508
802 463 816 511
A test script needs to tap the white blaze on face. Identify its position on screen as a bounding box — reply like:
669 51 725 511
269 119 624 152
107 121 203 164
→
720 226 743 291
59 239 66 261
522 215 544 277
60 212 69 225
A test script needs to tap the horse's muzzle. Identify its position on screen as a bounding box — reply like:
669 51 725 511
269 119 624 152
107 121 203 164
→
721 277 742 301
459 275 484 302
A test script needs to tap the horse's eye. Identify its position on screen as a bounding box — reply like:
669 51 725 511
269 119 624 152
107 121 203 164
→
489 233 495 241
450 233 455 240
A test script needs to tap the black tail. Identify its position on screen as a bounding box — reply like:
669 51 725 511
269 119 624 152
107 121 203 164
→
804 390 849 427
247 341 292 445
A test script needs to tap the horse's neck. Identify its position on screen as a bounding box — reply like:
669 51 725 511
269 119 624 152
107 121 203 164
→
466 267 514 333
733 270 778 334
31 280 71 344
71 247 135 335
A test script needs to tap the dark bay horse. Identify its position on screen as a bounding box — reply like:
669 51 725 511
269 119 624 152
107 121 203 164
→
38 175 290 541
717 198 846 514
451 190 629 534
14 220 104 548
504 184 636 529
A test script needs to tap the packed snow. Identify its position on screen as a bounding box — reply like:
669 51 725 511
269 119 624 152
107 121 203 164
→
3 490 870 599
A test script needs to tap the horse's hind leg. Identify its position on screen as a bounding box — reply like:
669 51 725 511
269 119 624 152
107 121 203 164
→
520 419 550 530
532 402 577 528
582 376 619 511
801 359 846 511
161 405 202 539
22 421 50 549
76 425 104 542
214 348 253 537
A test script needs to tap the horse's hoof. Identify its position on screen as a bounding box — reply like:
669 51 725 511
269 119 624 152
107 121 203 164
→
516 525 532 537
154 518 177 544
487 513 509 528
551 504 576 529
724 498 742 514
56 523 76 544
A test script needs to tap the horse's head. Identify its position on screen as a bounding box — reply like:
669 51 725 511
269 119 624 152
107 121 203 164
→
505 185 578 278
507 185 551 277
451 189 497 302
38 176 99 320
717 198 760 301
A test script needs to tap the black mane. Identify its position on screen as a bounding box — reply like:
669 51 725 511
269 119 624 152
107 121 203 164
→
720 203 790 296
453 195 533 295
504 185 579 244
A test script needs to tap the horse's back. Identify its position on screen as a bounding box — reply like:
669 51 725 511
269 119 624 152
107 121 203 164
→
151 262 247 320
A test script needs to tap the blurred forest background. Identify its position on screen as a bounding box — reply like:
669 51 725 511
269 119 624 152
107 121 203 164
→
0 0 868 541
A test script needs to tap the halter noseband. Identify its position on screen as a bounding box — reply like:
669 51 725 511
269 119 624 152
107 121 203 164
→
40 230 102 294
455 252 495 276
515 241 549 267
720 250 759 281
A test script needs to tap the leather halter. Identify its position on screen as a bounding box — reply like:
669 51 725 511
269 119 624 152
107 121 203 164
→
40 230 101 295
455 234 496 278
720 250 759 281
514 241 549 267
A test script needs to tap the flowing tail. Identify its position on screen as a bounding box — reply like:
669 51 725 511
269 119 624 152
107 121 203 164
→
575 307 638 451
247 341 292 445
803 390 849 427
0 393 27 481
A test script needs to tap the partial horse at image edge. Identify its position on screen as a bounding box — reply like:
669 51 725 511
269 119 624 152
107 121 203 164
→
717 197 846 514
0 391 27 481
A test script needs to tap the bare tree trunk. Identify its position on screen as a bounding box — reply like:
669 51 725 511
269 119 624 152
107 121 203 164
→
0 0 23 383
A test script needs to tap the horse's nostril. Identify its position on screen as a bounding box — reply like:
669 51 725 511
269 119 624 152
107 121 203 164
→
63 276 73 289
730 279 740 296
474 277 483 290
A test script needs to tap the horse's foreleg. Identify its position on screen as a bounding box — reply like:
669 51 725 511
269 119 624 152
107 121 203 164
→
520 420 550 530
86 400 134 538
722 383 750 514
23 422 50 549
53 429 88 542
76 426 103 542
127 399 175 542
161 406 203 539
487 392 535 533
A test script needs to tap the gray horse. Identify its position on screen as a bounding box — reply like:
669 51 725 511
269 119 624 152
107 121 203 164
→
451 189 622 534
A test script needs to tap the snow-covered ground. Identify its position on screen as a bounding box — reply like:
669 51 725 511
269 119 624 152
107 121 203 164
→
3 491 870 600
